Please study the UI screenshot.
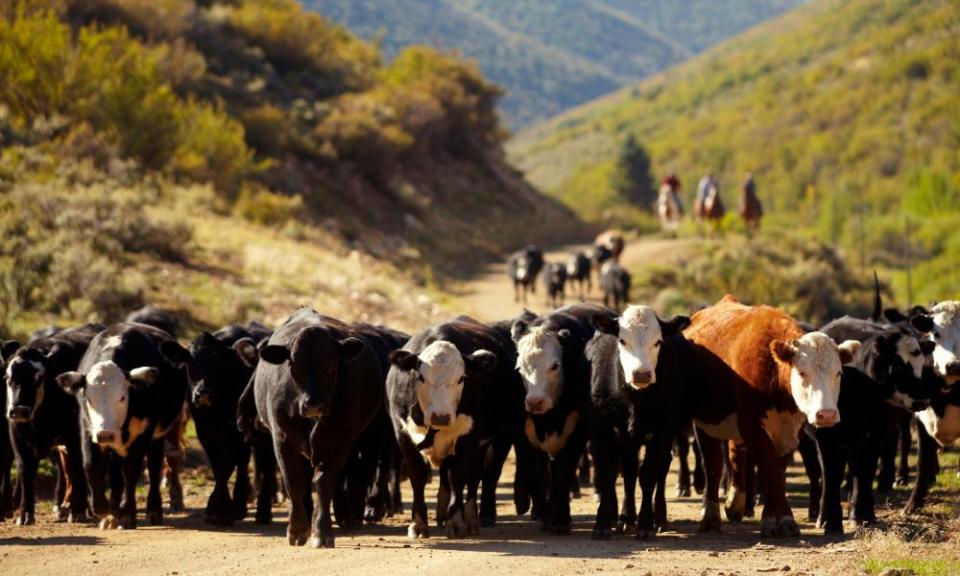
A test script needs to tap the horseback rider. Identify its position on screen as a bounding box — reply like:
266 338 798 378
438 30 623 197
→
695 172 716 219
740 171 763 232
661 172 684 214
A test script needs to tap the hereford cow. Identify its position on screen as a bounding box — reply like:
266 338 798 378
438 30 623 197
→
252 309 384 548
600 262 630 312
160 322 274 526
3 324 102 525
683 296 859 538
387 317 523 539
56 323 189 529
512 303 614 534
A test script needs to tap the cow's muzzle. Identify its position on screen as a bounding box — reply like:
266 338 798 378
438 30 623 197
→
8 406 32 423
192 388 214 408
629 370 654 388
946 360 960 377
299 401 325 420
96 431 116 445
814 409 839 428
429 412 451 428
525 397 548 414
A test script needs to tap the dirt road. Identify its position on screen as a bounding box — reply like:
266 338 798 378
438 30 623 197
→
455 236 699 322
3 235 957 575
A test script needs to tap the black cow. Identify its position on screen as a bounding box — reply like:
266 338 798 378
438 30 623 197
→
507 245 545 304
252 308 384 548
161 322 274 526
125 305 180 339
511 303 612 534
2 324 102 525
600 262 631 311
56 323 189 529
542 262 567 308
0 341 19 521
800 321 932 533
387 317 523 539
587 306 693 539
674 422 704 498
566 252 592 298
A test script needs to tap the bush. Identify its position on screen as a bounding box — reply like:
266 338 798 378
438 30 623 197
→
173 100 253 199
234 185 303 227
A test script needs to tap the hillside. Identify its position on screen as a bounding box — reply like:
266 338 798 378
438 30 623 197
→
510 0 960 305
0 0 582 338
303 0 802 128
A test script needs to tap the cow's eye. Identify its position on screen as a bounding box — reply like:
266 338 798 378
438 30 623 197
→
911 349 921 357
120 395 127 402
618 339 625 346
550 362 559 371
416 373 425 383
654 340 662 348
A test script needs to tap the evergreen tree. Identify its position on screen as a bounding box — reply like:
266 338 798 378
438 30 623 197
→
612 134 656 210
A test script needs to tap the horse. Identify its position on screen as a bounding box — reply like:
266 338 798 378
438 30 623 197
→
740 189 763 236
694 184 725 235
657 185 682 236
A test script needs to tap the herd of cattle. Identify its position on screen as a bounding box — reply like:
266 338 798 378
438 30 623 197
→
1 260 960 551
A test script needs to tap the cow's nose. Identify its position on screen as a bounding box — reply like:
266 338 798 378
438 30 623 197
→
815 410 839 427
8 406 31 422
525 397 546 414
299 401 324 420
947 361 960 376
96 431 116 444
430 413 451 427
910 399 931 412
631 370 653 385
193 389 213 408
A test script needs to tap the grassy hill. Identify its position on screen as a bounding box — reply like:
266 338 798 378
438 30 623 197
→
510 0 960 306
0 0 583 338
303 0 802 128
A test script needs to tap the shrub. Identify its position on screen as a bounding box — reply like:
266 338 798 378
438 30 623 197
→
234 185 303 227
173 100 253 199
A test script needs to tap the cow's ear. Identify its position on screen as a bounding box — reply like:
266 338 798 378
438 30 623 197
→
233 337 259 368
659 315 691 336
919 340 936 356
129 367 160 388
337 337 365 361
56 371 86 394
45 343 68 367
592 314 619 335
1 340 20 362
838 340 861 365
160 340 192 369
770 339 798 364
259 345 290 365
910 314 934 334
883 308 907 323
389 350 420 372
511 320 529 343
557 329 572 342
464 349 497 377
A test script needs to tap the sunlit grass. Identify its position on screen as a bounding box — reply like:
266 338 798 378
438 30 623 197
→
864 559 960 576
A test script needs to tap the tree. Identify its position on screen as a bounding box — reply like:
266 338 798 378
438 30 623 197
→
611 134 656 210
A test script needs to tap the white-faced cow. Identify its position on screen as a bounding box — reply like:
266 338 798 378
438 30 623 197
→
512 303 614 533
683 296 859 538
56 323 189 529
386 317 523 539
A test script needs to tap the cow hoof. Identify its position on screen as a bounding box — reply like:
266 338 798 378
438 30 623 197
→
591 527 612 540
777 516 800 538
551 522 571 535
147 511 163 526
445 511 467 539
117 515 136 530
407 522 429 539
699 501 722 533
363 506 384 525
675 485 691 498
656 522 669 534
98 515 119 530
255 512 273 526
514 495 530 517
287 529 309 546
68 511 89 524
464 500 479 535
635 529 655 541
169 496 185 513
894 477 909 488
617 516 635 533
310 533 335 548
700 518 722 533
479 515 495 528
760 517 778 538
54 505 69 522
16 512 35 526
822 521 843 535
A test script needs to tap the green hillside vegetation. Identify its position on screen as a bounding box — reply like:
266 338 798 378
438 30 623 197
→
0 0 579 337
511 0 960 306
304 0 801 127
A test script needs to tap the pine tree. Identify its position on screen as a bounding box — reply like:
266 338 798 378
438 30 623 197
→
612 134 656 210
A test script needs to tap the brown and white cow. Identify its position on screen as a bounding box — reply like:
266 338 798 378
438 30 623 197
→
683 296 859 538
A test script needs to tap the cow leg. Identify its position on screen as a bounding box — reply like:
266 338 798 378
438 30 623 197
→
204 446 235 526
590 425 619 539
654 446 671 532
232 442 252 522
850 434 881 525
53 447 68 521
83 440 110 524
759 452 797 538
578 448 591 487
796 432 822 523
877 423 898 494
399 435 430 538
390 448 404 516
253 432 277 525
904 422 938 514
637 436 670 540
64 437 90 523
725 441 748 522
618 439 639 534
692 437 704 495
436 459 451 527
744 450 758 518
895 415 912 487
311 445 352 549
164 415 186 512
275 440 310 546
814 426 844 534
480 432 511 526
695 427 723 533
546 442 581 535
146 440 165 526
675 431 692 497
457 450 485 537
511 431 537 517
11 430 38 526
118 447 148 529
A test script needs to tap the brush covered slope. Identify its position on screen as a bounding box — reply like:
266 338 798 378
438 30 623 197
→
304 0 802 128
